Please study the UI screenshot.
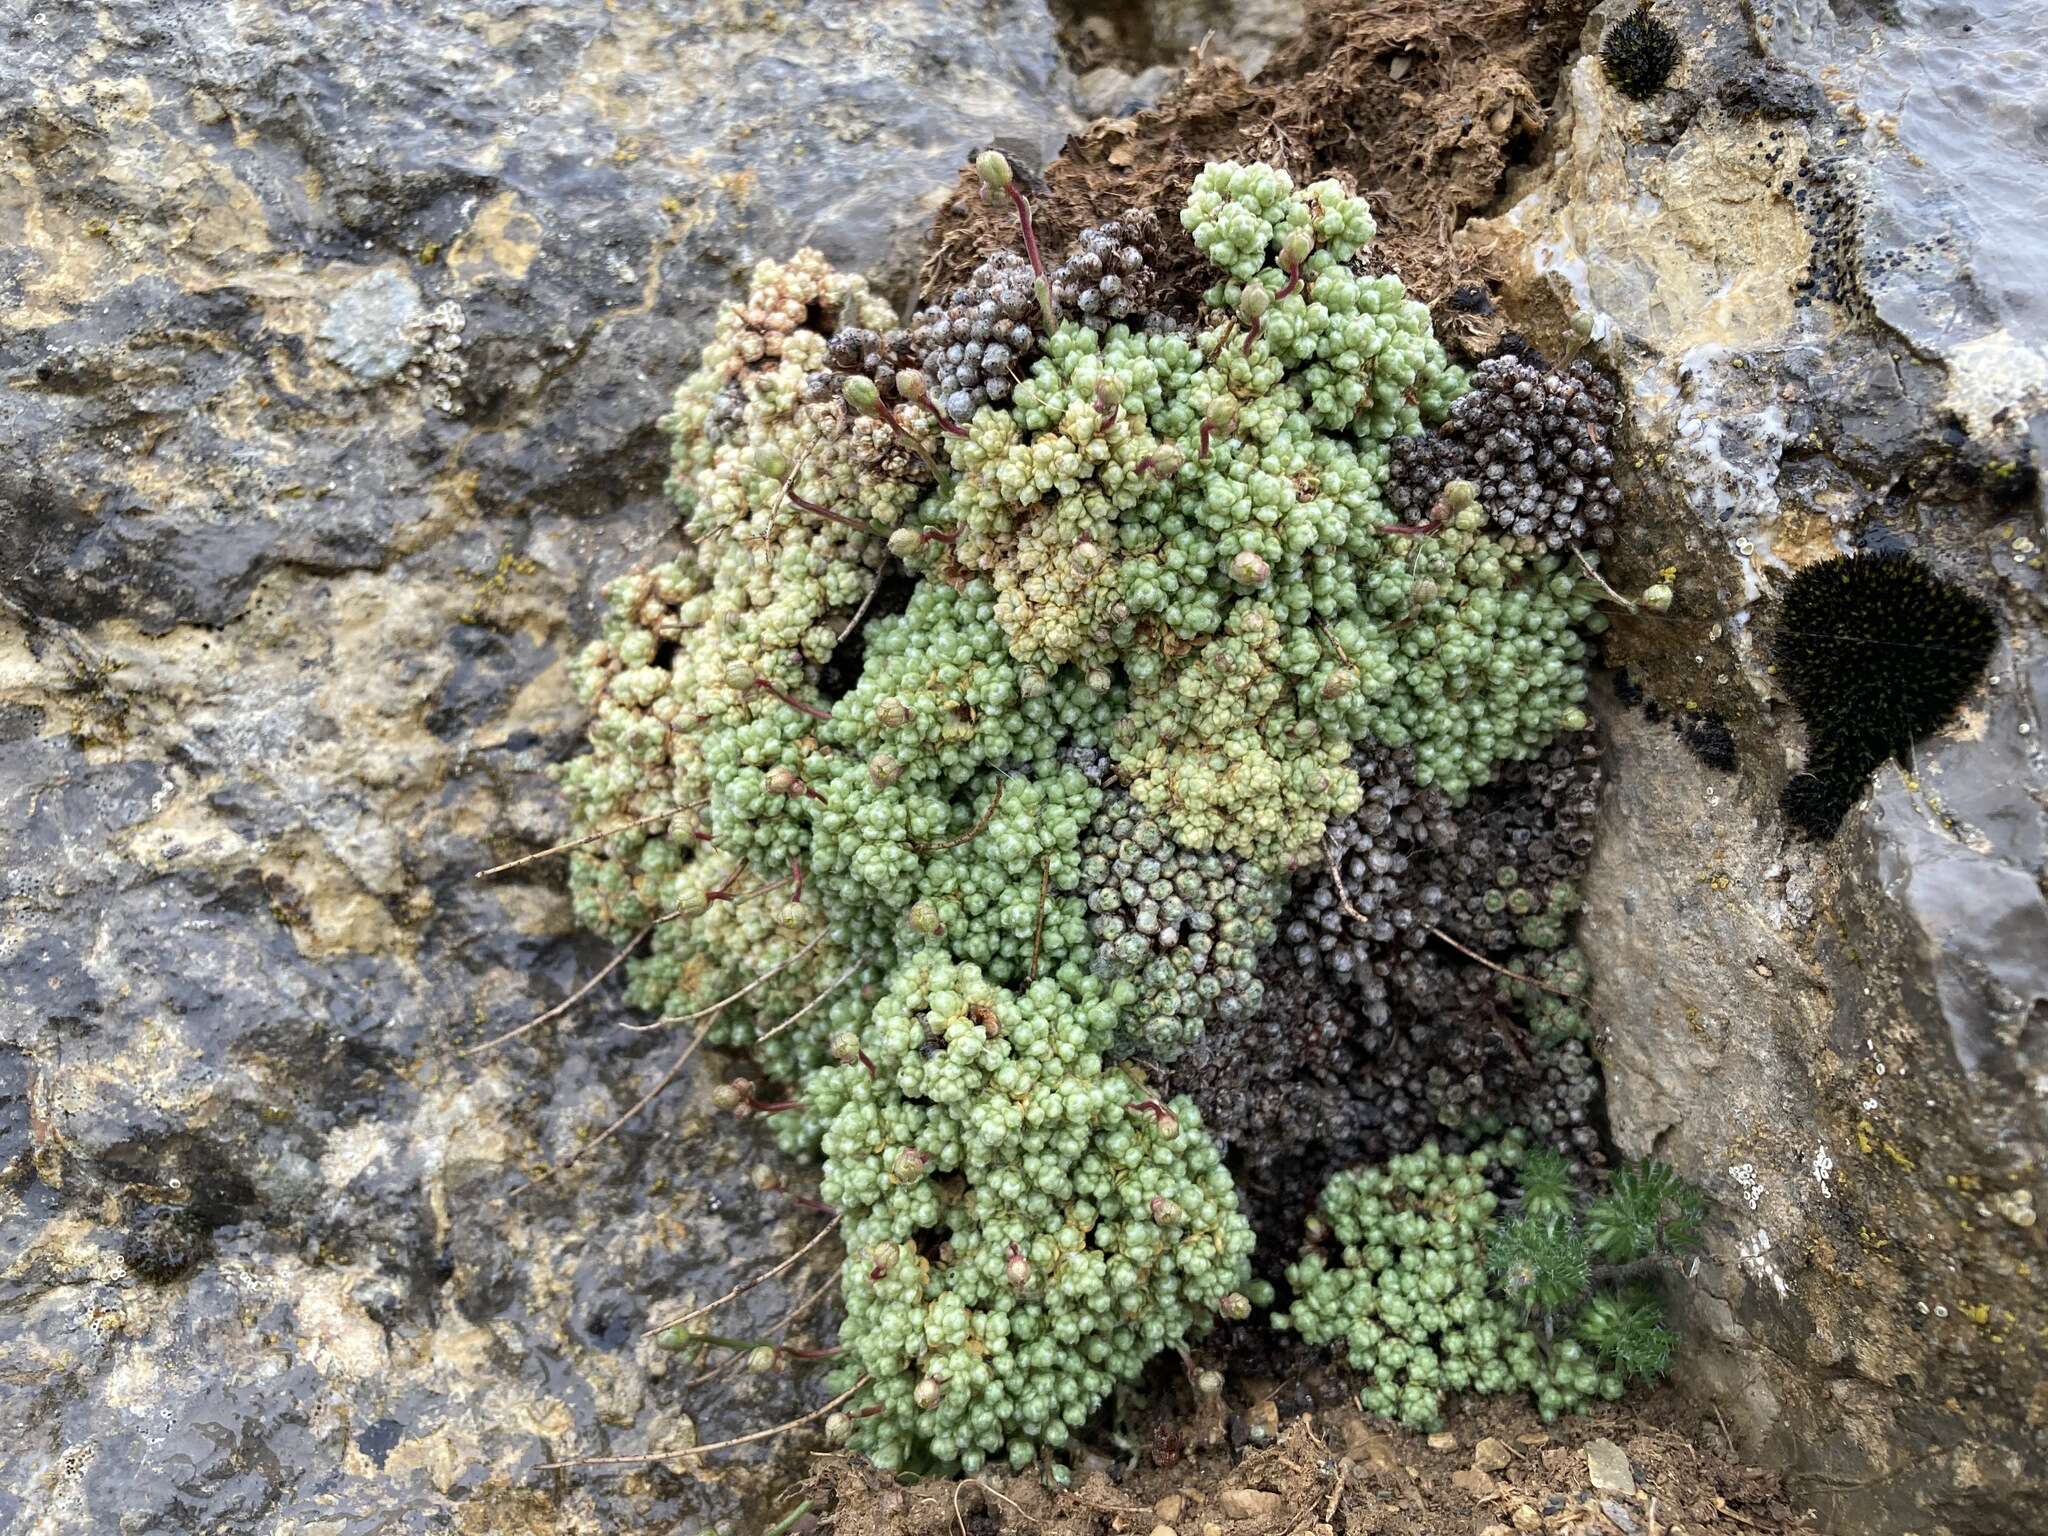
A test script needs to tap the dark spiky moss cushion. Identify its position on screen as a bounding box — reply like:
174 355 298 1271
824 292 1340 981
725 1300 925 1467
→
1601 4 1681 101
1774 551 1997 838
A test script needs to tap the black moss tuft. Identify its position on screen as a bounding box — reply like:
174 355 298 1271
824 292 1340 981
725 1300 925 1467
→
1773 551 1997 839
122 1206 209 1283
1683 714 1737 772
1602 4 1682 101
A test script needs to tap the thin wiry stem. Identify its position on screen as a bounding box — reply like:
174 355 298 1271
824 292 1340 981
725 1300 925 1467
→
501 1014 720 1201
459 922 655 1058
655 935 826 1027
1028 856 1051 983
755 956 865 1045
687 1270 840 1389
908 779 1003 853
1425 925 1574 998
533 1377 869 1471
644 1216 843 1338
474 804 704 879
835 568 887 646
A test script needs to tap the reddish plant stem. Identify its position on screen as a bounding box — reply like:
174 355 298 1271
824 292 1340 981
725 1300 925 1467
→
753 678 832 720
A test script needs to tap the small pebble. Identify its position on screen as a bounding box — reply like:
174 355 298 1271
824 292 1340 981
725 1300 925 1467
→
1586 1437 1638 1497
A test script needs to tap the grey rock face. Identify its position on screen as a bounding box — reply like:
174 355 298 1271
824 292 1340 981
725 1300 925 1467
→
0 2 1074 1532
1481 1 2047 1529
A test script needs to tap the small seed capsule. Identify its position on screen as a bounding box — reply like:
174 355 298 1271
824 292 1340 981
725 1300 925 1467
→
975 151 1013 190
842 375 882 418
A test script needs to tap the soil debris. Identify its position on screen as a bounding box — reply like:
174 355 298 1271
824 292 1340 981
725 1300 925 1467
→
808 1385 1802 1536
924 0 1592 318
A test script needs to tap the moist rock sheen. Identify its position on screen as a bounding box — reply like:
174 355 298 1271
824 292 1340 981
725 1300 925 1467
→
0 3 1075 1533
1478 1 2048 1530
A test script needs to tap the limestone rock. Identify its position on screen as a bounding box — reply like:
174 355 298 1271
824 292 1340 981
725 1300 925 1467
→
0 3 1076 1533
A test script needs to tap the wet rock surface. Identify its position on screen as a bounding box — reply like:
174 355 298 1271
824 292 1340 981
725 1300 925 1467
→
0 2 1075 1532
1473 1 2047 1529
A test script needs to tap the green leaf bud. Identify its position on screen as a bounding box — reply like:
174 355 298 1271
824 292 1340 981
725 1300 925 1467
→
842 374 882 418
893 1146 933 1183
975 150 1013 191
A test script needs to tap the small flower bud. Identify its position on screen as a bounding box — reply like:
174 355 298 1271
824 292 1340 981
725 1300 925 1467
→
746 1345 778 1374
914 1374 945 1411
1217 1292 1252 1322
975 151 1013 191
1443 480 1479 514
893 1147 932 1184
842 374 882 418
656 1326 695 1352
1093 374 1125 414
1006 1249 1031 1288
751 445 790 481
825 1412 855 1444
1018 668 1049 699
1144 444 1185 480
1321 666 1358 700
1236 284 1270 323
710 1082 743 1112
1279 228 1313 267
906 901 944 936
1150 1195 1185 1226
775 899 807 928
887 526 923 560
868 1240 899 1277
876 696 911 729
1085 665 1114 695
1196 1369 1225 1396
1640 582 1674 612
764 765 801 797
749 1163 780 1192
829 1030 861 1064
894 368 929 403
1203 393 1239 432
868 751 904 788
1070 540 1105 575
1228 550 1270 587
722 659 755 691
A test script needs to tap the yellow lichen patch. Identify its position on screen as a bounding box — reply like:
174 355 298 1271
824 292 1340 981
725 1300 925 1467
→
446 191 543 286
259 835 404 959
